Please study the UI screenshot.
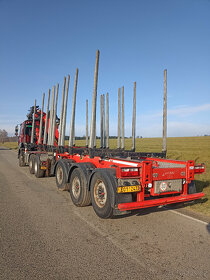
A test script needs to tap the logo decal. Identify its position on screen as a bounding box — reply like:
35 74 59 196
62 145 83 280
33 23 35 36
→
160 182 167 192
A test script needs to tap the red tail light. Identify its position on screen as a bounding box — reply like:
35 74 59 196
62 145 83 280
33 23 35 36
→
120 167 139 177
194 164 205 174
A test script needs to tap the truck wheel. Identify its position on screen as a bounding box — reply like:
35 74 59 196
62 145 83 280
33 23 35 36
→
188 180 196 194
34 155 45 178
90 171 114 219
29 154 35 174
69 168 91 207
19 153 25 167
55 161 69 191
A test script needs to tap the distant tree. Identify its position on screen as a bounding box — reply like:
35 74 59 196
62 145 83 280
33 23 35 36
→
0 129 8 143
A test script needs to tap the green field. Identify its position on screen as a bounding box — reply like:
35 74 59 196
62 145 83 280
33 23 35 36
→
1 136 210 216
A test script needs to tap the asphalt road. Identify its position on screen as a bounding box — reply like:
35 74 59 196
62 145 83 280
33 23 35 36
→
0 148 210 280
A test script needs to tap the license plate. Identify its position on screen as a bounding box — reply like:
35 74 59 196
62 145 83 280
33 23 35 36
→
117 185 141 193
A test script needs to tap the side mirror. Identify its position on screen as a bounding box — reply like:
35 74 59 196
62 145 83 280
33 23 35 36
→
15 125 18 136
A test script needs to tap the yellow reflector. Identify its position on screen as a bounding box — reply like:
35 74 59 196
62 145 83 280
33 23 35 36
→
117 185 141 193
40 166 47 170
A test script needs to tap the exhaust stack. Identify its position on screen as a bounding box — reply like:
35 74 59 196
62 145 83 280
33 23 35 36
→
38 93 45 145
106 93 109 149
89 50 100 149
43 89 50 145
162 69 167 153
58 77 66 146
31 99 36 144
61 75 70 147
132 82 136 151
69 69 78 147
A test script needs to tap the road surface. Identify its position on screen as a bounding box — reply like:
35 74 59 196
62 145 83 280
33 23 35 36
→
0 148 210 280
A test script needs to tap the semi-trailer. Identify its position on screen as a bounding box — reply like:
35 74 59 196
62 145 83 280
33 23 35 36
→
16 50 205 218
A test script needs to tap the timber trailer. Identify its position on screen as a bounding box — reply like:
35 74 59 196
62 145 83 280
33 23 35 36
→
17 50 205 218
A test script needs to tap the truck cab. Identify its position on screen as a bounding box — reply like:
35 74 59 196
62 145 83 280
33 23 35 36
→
18 120 33 145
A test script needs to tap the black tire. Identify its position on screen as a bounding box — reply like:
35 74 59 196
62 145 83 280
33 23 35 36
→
55 160 69 191
188 180 196 194
34 155 45 178
29 154 36 174
90 171 115 219
69 168 91 207
19 153 25 167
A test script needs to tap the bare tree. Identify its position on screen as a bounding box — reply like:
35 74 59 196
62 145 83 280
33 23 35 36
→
0 129 8 143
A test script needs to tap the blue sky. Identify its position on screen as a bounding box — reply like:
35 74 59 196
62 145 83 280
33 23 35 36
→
0 0 209 137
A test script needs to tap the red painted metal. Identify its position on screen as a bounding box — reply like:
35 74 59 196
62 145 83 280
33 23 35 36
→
19 110 206 213
118 192 205 211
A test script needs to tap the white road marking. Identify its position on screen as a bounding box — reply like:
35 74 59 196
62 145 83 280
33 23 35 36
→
167 208 209 226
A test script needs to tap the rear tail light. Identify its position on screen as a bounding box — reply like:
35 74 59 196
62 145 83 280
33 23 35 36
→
194 164 205 174
120 167 139 177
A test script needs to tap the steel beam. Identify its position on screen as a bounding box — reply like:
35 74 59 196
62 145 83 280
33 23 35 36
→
132 82 136 151
106 92 109 148
121 86 125 149
69 69 78 147
162 69 167 153
58 77 66 146
38 93 45 145
61 75 70 146
89 50 100 149
117 88 121 149
31 99 36 144
43 89 50 145
51 83 59 146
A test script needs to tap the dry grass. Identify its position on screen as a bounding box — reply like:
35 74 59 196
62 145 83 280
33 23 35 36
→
2 137 210 216
0 142 18 149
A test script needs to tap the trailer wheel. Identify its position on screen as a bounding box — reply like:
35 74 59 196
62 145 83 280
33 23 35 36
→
55 161 69 191
90 171 114 219
188 180 196 194
34 155 45 178
29 154 35 174
69 168 91 207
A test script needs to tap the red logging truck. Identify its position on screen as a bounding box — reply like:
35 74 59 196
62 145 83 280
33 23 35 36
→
16 50 205 218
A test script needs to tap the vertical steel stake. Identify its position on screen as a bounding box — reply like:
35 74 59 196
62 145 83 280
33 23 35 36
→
162 69 167 153
31 99 36 144
69 69 78 147
86 99 88 147
52 83 59 146
132 82 136 151
38 93 45 145
102 94 105 148
117 88 121 149
43 89 50 145
100 94 103 148
89 50 100 149
121 86 125 149
106 93 109 149
61 74 70 146
48 86 55 146
58 76 66 146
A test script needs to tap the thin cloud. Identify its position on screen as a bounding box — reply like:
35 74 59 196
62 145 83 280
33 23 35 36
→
140 103 210 119
168 104 210 116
